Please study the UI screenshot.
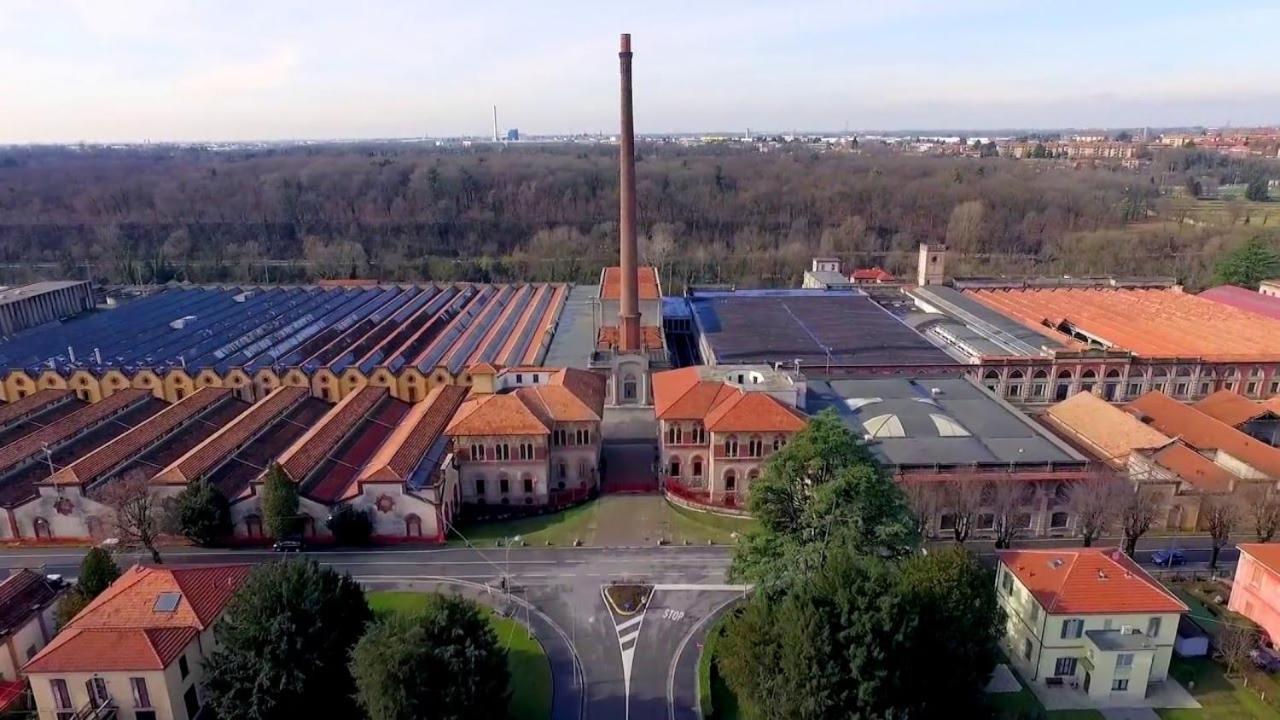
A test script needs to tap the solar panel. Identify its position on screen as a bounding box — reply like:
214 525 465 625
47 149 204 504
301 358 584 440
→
153 591 181 613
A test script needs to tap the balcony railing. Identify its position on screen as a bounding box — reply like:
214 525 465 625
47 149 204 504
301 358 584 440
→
70 697 117 720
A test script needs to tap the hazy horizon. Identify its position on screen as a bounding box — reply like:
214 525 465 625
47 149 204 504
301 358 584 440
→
5 0 1280 144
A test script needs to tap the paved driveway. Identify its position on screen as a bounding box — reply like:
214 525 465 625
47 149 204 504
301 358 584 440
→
1101 709 1160 720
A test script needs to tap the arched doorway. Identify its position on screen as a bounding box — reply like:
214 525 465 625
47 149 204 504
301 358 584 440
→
405 514 423 538
32 517 51 539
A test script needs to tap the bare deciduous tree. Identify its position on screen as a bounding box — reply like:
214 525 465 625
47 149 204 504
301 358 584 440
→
901 479 944 540
1202 494 1243 570
943 480 984 544
1217 623 1259 679
1242 483 1280 543
1120 485 1166 558
990 479 1034 549
100 470 165 564
1066 475 1130 547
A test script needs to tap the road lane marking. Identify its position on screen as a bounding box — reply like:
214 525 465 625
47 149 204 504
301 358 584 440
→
615 615 644 633
652 583 751 592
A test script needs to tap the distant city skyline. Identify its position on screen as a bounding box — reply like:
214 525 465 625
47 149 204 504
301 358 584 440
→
4 0 1280 144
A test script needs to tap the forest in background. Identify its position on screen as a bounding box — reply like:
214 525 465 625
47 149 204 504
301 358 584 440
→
0 142 1276 290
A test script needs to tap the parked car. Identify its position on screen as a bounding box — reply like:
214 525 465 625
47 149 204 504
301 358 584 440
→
1250 647 1280 673
272 535 305 553
1151 548 1186 566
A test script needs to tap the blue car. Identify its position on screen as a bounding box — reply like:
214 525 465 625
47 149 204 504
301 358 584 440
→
1151 548 1186 566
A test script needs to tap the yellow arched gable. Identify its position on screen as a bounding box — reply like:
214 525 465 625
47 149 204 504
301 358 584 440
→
397 369 428 402
162 370 196 402
312 370 341 403
224 369 252 401
194 369 224 389
340 369 368 396
429 367 454 388
368 368 396 389
100 370 132 398
282 369 309 389
36 371 68 391
68 372 102 403
131 369 163 398
253 369 281 399
4 371 37 401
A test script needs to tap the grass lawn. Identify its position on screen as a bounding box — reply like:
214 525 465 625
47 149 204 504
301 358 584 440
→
367 591 552 720
447 495 756 548
1160 656 1280 720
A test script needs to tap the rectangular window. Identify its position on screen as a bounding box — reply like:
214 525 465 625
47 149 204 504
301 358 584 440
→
1253 564 1264 588
1032 383 1046 398
1054 657 1078 676
516 374 523 384
1126 383 1141 397
1175 382 1188 397
1021 637 1033 660
1247 381 1259 396
1111 678 1129 692
977 513 995 530
24 644 36 661
1116 653 1134 669
50 679 71 709
1000 569 1014 594
183 685 201 719
1006 385 1021 398
475 478 486 496
179 654 189 679
1147 617 1162 638
523 477 533 493
130 677 151 709
939 514 956 531
1271 380 1280 395
499 477 510 494
1199 382 1211 395
1029 603 1040 624
1061 618 1084 639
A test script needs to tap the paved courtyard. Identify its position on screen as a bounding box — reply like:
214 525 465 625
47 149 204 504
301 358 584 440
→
1029 675 1200 712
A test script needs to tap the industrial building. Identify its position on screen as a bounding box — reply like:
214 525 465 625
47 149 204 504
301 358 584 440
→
0 281 94 338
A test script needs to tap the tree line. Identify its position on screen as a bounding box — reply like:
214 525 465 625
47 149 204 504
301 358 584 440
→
2 142 1273 290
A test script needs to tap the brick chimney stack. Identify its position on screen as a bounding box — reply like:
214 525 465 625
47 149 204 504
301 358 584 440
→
617 33 641 353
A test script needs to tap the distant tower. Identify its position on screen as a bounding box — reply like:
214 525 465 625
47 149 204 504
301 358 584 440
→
917 244 948 286
617 33 641 353
492 105 499 143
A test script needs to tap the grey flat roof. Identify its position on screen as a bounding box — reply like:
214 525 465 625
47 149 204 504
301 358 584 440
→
908 285 1066 357
1086 629 1157 652
542 285 597 369
0 281 88 307
690 289 954 368
806 376 1084 468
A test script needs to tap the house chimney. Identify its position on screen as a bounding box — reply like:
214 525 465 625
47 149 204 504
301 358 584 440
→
617 33 641 352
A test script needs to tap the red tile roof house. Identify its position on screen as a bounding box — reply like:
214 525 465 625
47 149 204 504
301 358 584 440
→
1229 544 1280 648
996 548 1188 708
447 365 606 509
651 366 808 512
24 564 250 720
0 570 68 714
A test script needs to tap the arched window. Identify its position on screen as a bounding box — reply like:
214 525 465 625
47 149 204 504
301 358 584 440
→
474 476 486 498
498 474 510 495
1009 370 1025 380
623 374 638 401
983 369 1000 393
691 457 704 478
748 435 763 457
405 514 423 537
724 469 737 493
1081 369 1097 380
725 435 739 457
773 434 786 452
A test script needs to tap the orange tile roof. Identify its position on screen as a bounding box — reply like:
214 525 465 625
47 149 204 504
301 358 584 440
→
652 367 807 432
0 389 71 428
152 386 309 485
0 388 149 476
1147 442 1235 493
998 548 1187 615
360 385 468 486
1126 391 1280 477
47 388 232 487
447 394 548 436
966 287 1280 361
446 369 604 438
1239 543 1280 577
596 325 664 351
25 564 250 673
600 266 661 300
705 391 807 433
1193 390 1273 427
1043 392 1171 468
278 386 386 483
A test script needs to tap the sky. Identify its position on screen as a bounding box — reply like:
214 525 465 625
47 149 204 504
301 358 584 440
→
3 0 1280 143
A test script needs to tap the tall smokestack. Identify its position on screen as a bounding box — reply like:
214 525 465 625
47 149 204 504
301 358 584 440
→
617 33 641 353
493 105 499 143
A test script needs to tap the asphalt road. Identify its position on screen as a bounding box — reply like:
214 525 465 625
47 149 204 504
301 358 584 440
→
0 534 1243 720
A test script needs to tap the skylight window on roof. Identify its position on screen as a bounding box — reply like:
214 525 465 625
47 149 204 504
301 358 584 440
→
153 592 181 613
929 413 971 437
843 398 882 413
862 414 905 438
